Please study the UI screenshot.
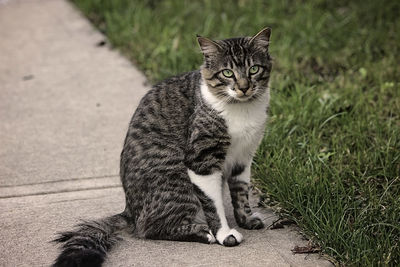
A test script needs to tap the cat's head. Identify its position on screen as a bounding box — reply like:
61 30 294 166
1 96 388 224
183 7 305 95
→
198 28 272 103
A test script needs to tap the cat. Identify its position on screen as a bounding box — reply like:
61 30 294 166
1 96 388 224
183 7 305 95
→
53 27 272 267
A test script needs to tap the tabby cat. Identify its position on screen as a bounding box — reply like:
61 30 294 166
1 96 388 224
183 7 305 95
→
53 27 272 267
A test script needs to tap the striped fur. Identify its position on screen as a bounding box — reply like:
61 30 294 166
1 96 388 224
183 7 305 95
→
53 28 272 266
53 214 129 267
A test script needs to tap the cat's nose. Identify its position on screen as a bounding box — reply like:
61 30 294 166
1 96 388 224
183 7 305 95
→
239 87 250 94
237 78 250 94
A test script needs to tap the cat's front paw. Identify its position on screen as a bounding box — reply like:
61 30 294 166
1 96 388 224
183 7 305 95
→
241 217 264 230
216 228 243 247
236 212 265 230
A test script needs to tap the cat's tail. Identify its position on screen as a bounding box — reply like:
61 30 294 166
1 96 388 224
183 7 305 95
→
52 212 131 267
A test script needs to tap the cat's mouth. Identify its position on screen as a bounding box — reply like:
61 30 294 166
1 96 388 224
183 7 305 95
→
233 88 254 102
235 94 252 101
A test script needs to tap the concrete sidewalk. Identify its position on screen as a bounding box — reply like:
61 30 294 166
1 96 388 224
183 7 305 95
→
0 0 332 266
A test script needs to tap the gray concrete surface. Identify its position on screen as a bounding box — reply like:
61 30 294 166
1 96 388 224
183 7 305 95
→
0 0 333 266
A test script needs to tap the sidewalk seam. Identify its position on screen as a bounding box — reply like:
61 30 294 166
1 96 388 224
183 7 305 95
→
0 184 122 199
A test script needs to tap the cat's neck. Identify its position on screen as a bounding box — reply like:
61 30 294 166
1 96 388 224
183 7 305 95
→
200 78 269 167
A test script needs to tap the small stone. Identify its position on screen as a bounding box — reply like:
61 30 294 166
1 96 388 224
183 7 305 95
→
22 74 34 81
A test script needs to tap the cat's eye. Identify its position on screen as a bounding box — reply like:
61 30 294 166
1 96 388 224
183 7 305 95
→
249 65 260 75
222 69 234 78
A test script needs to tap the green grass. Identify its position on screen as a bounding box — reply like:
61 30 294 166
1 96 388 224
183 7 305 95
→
72 0 400 265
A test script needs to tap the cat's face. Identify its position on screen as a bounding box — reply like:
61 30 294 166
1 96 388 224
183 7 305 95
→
198 28 272 103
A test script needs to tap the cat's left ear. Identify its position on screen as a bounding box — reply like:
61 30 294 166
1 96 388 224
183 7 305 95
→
197 35 222 56
249 27 271 49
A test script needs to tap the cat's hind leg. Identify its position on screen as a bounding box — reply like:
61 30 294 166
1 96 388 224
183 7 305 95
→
135 175 215 244
158 223 215 244
139 212 216 244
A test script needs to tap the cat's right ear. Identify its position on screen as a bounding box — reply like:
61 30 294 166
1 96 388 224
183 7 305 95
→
197 35 222 56
249 27 271 49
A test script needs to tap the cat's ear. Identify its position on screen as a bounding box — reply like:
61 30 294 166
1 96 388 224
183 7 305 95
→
197 35 222 55
249 27 271 48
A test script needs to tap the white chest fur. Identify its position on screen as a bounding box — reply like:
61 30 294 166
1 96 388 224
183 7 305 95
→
200 81 269 169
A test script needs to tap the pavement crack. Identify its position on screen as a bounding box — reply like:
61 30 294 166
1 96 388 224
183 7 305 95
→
0 174 119 188
0 185 122 199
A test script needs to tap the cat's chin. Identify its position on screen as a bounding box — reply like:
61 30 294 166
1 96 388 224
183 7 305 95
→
233 95 253 103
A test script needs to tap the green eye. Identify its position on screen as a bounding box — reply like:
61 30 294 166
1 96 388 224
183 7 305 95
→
249 65 260 75
222 69 234 78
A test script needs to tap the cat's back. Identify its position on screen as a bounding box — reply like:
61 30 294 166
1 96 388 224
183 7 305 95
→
137 71 199 113
128 70 201 142
154 70 201 100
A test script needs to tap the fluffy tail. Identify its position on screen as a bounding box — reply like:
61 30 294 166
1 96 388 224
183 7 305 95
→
52 213 130 267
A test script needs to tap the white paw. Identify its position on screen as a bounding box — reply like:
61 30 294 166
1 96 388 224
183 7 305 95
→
207 230 216 243
216 228 243 245
228 229 243 243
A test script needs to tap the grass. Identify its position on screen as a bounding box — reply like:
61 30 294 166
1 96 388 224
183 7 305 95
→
72 0 400 265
